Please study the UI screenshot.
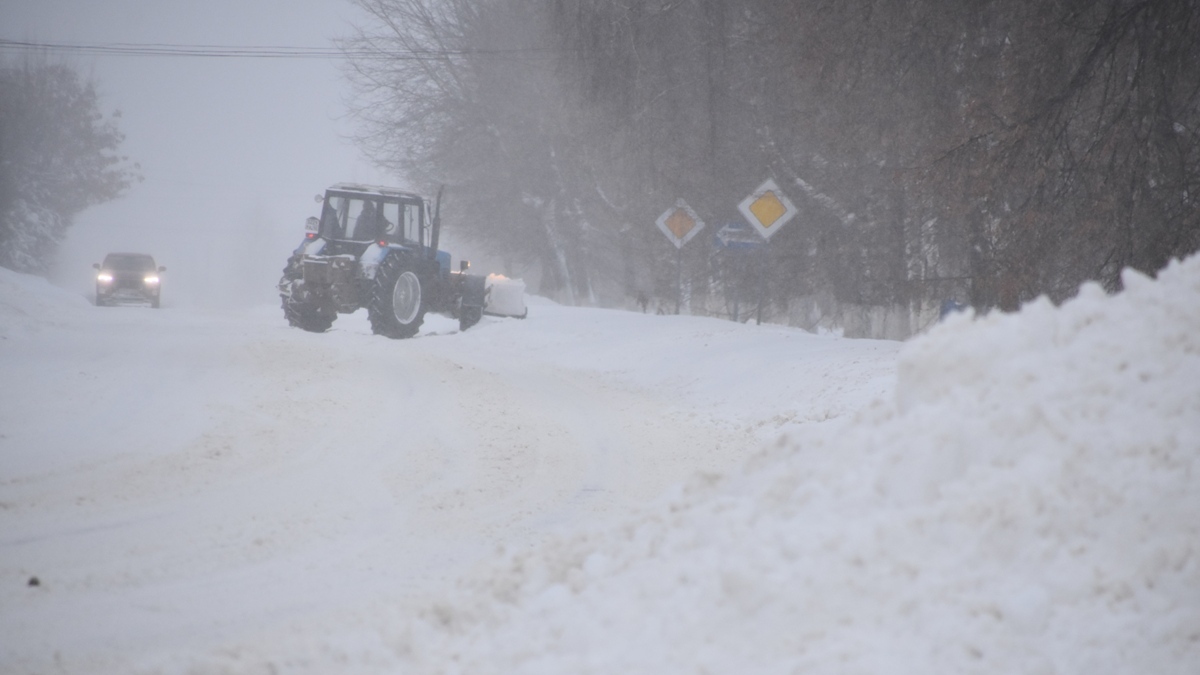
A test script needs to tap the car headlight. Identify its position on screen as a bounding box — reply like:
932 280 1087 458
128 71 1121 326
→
144 275 160 284
97 273 113 283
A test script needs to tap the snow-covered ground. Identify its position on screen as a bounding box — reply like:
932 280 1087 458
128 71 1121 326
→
1 256 1197 674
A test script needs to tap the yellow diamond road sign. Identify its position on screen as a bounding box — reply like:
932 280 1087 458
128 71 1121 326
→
738 179 797 240
656 199 705 249
665 209 695 239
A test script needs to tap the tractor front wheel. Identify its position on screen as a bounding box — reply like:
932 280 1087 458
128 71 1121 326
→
368 255 426 339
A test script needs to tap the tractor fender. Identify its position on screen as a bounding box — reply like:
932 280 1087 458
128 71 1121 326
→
359 242 389 279
300 238 327 256
435 250 452 275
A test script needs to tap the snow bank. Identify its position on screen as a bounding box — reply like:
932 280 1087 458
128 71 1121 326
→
384 258 1200 673
0 265 90 339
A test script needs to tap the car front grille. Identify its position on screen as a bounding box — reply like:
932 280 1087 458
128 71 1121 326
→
113 274 146 289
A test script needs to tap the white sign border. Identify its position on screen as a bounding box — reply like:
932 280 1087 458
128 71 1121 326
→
655 198 706 250
737 179 797 240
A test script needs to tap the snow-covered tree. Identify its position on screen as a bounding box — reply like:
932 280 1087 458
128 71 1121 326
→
0 58 138 274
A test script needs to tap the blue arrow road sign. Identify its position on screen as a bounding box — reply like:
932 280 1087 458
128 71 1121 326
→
714 222 765 250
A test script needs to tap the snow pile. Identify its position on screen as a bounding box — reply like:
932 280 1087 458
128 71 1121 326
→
484 274 528 318
387 258 1200 673
0 265 89 339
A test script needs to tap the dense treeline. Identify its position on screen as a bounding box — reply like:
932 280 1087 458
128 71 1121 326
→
344 0 1199 333
0 58 138 274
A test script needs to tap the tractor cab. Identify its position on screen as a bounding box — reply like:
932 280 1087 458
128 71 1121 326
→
309 184 432 253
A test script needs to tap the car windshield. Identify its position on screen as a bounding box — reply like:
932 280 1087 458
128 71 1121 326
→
104 254 156 271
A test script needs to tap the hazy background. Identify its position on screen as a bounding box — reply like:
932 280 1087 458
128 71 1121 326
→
1 0 394 307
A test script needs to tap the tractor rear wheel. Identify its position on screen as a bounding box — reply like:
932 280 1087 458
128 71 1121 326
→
368 254 426 339
280 255 336 333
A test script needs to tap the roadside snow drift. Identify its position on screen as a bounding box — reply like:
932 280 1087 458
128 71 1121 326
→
346 259 1199 674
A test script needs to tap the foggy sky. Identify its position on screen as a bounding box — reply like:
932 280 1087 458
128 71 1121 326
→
1 0 393 307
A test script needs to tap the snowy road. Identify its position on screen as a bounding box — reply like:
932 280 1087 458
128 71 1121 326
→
3 261 1198 674
0 274 898 673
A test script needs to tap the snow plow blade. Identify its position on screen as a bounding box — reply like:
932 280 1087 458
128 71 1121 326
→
485 274 528 318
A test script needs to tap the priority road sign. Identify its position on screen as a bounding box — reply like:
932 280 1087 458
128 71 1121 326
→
655 199 706 249
738 179 797 240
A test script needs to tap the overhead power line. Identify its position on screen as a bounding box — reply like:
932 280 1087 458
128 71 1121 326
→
0 38 560 60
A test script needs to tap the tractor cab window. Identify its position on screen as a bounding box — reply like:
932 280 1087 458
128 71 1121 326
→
321 193 424 245
345 199 374 240
321 196 349 238
404 202 422 245
323 195 390 241
378 202 402 240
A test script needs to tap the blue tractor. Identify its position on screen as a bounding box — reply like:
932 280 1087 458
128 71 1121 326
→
278 183 491 338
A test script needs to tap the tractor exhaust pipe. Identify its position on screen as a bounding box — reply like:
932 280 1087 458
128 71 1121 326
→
429 185 443 258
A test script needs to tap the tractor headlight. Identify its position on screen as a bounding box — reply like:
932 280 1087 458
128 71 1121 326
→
143 275 160 285
97 273 113 283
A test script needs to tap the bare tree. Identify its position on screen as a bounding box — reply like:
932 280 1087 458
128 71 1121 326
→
343 0 625 304
343 0 1200 325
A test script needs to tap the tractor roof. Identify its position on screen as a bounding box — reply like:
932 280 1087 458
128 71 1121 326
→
327 183 424 201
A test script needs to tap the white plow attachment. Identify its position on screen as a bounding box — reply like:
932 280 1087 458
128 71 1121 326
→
484 274 528 318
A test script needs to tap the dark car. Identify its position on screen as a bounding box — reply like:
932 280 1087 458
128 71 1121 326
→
94 253 165 308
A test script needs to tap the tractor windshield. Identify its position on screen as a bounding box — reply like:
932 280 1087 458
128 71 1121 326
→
320 192 423 246
320 196 372 241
